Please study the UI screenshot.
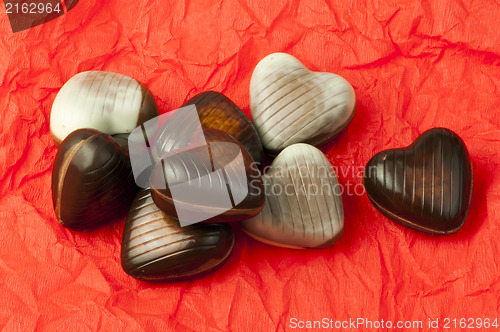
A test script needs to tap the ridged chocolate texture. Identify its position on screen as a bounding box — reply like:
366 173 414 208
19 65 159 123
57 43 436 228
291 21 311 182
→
363 128 473 234
50 71 158 146
183 91 264 164
150 129 265 223
250 53 356 156
240 144 344 249
121 189 235 281
52 129 138 230
151 107 200 161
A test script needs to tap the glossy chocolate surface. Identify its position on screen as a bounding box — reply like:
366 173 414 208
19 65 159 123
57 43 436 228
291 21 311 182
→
50 71 158 146
52 129 138 230
183 91 264 164
150 129 265 223
151 106 202 161
363 128 473 234
250 53 356 156
121 189 235 281
240 143 344 248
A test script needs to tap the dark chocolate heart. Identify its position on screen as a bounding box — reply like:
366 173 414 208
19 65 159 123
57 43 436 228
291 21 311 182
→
121 189 234 281
52 129 138 230
150 129 265 224
363 128 473 234
183 91 264 164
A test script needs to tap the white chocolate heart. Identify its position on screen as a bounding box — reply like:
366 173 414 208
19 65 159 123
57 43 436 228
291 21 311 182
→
50 71 158 146
240 143 344 248
250 53 356 155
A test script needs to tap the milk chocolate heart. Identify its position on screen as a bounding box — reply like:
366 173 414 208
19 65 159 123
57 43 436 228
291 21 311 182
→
121 189 234 281
183 91 264 164
50 71 158 146
52 129 138 230
250 53 356 155
240 143 344 248
150 129 265 225
363 128 473 234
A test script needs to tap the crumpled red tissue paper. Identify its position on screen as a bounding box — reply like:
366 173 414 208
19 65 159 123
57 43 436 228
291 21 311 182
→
0 0 499 330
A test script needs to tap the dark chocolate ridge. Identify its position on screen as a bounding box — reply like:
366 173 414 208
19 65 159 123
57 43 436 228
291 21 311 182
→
363 127 473 234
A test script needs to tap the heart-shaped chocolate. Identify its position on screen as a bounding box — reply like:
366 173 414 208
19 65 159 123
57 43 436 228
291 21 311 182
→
363 128 473 234
52 129 138 230
128 99 262 190
50 71 158 146
240 143 344 248
250 53 356 155
121 189 234 281
183 91 264 164
150 129 265 225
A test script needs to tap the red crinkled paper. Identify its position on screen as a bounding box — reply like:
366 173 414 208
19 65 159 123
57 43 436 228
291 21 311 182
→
0 0 499 330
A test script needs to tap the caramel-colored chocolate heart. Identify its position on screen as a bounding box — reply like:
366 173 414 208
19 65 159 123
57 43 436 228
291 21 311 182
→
240 143 344 248
150 129 265 225
183 91 264 164
121 189 235 281
363 128 473 234
50 71 158 146
250 53 356 155
52 129 138 230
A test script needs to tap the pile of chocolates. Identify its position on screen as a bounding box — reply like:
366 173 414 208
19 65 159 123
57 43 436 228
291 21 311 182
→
50 53 473 281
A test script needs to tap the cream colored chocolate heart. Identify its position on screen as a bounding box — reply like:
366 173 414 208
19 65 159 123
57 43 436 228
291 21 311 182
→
240 143 344 248
250 53 356 155
50 71 158 146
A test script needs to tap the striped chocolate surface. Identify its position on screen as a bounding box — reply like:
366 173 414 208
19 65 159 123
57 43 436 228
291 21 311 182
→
52 129 138 230
240 143 344 248
363 128 473 234
183 91 264 164
50 71 158 146
121 189 235 281
150 129 265 223
250 53 356 155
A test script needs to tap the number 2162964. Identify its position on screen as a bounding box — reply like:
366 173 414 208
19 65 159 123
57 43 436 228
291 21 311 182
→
442 318 498 329
5 1 62 14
